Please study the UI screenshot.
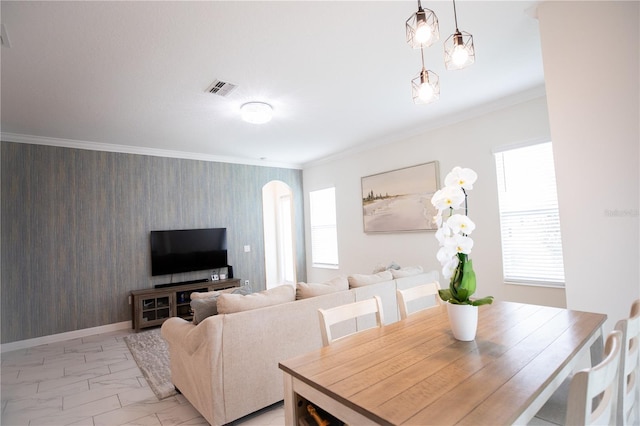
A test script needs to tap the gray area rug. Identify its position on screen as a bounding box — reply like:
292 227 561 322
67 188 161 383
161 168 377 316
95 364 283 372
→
124 328 177 400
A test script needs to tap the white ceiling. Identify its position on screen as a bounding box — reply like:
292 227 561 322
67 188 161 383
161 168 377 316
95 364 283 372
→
1 1 545 168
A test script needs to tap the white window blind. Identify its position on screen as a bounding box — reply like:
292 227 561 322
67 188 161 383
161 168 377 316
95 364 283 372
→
494 142 565 286
309 187 339 268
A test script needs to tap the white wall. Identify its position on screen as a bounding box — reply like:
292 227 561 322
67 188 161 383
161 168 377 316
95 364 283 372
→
303 96 567 308
537 1 639 331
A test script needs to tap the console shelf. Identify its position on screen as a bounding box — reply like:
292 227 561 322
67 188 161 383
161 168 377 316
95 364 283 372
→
131 279 240 331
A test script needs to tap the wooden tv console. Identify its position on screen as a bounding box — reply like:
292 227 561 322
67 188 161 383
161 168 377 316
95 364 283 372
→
130 279 240 331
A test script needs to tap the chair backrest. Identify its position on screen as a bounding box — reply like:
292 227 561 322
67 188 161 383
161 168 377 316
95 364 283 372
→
566 330 623 425
396 282 441 320
318 296 384 347
615 299 640 426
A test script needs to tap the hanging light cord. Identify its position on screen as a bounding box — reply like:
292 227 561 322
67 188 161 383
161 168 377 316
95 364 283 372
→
452 0 459 31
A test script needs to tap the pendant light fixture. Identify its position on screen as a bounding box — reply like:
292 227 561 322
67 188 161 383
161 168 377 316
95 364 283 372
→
444 0 475 70
411 48 440 104
405 0 476 104
406 0 439 48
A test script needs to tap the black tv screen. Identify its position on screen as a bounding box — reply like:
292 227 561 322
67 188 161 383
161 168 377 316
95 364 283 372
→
150 228 227 276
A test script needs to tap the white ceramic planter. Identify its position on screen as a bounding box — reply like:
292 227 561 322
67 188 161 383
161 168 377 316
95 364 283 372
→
446 302 478 341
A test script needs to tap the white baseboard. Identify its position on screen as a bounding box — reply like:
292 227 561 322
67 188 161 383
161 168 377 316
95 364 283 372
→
1 321 132 353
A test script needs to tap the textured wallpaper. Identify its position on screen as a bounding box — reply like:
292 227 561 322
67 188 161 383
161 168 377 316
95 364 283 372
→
1 142 305 343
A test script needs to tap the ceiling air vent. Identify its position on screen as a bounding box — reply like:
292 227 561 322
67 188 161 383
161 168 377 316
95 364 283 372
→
206 79 238 97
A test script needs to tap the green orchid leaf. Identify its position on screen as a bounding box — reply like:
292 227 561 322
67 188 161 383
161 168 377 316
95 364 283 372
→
438 289 452 302
460 259 476 296
456 288 470 303
449 284 458 299
471 296 494 306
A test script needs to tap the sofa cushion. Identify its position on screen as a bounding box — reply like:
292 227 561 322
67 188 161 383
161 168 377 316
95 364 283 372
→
190 287 251 324
217 285 295 314
347 270 393 288
390 265 424 278
296 276 349 299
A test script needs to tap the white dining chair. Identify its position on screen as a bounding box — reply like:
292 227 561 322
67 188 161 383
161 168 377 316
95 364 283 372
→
564 329 623 425
615 299 640 426
533 330 623 425
396 282 441 320
318 296 384 347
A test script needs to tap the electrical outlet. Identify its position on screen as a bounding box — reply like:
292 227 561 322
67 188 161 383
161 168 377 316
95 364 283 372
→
244 280 250 286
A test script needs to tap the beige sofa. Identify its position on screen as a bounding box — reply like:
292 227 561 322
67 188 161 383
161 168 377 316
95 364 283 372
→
161 269 439 426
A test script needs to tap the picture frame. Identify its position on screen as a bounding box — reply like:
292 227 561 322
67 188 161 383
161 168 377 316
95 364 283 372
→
361 161 440 233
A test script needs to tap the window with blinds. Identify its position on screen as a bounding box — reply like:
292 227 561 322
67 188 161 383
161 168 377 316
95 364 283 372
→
494 141 565 286
309 187 339 269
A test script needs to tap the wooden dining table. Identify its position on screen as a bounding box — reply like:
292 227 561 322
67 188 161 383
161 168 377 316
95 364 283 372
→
279 301 606 426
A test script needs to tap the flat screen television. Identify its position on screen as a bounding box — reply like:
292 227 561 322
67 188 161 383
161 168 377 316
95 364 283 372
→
150 228 227 276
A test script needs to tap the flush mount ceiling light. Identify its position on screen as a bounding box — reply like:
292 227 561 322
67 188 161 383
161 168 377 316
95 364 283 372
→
406 0 439 48
240 102 273 124
444 0 475 70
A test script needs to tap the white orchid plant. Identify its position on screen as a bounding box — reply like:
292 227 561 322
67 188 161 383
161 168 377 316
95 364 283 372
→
431 167 494 306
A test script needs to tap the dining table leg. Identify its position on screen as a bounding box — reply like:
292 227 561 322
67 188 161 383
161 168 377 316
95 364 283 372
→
283 372 296 426
589 326 605 366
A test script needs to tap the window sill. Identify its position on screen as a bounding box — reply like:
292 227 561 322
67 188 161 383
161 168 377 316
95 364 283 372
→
505 280 565 289
312 263 339 270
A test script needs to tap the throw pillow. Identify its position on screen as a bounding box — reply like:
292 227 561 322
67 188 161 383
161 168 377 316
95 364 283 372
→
191 289 222 300
372 261 402 273
347 270 393 288
390 265 424 278
191 297 220 325
217 284 295 314
296 276 348 299
190 286 251 324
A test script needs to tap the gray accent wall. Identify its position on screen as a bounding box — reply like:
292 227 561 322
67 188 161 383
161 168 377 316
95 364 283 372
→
1 142 306 343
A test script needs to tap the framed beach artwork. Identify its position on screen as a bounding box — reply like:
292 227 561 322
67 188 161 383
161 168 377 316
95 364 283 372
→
361 161 440 233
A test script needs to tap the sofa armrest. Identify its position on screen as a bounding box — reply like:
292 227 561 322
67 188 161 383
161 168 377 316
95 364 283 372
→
162 315 226 354
160 314 226 425
160 317 195 354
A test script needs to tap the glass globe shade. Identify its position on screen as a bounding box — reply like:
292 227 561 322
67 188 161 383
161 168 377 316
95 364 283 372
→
418 82 435 102
451 44 470 67
415 23 433 44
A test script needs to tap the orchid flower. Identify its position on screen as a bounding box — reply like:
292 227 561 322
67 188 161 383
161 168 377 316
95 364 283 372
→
445 233 474 255
431 185 465 212
444 166 478 190
447 214 475 236
431 167 493 306
435 222 453 245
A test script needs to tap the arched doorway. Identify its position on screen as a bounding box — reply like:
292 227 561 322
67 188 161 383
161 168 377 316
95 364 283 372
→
262 180 297 289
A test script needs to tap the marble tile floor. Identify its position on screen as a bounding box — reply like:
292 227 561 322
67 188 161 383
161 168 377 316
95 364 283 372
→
1 329 284 426
1 328 562 426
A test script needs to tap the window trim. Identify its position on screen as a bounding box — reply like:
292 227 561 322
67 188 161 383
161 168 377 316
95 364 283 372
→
494 140 566 288
309 187 339 269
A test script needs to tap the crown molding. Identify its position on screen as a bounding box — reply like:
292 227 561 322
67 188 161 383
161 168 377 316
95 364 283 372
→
0 133 302 170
